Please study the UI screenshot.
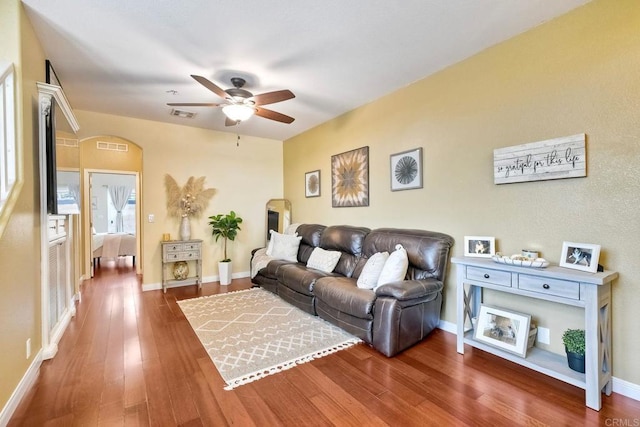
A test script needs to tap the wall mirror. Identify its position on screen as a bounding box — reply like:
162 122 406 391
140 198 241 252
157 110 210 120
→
265 199 291 244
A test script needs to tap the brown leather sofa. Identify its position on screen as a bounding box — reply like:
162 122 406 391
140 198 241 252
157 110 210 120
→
251 224 454 356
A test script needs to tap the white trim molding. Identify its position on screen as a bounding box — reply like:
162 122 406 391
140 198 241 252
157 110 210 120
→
141 271 251 292
0 349 42 426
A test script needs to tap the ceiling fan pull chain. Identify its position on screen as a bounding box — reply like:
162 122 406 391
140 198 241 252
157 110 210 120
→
237 134 240 147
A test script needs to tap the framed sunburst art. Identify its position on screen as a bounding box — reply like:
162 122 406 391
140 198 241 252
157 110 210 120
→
331 146 369 207
305 170 321 198
390 147 423 191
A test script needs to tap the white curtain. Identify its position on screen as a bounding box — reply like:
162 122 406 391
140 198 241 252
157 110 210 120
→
108 185 132 232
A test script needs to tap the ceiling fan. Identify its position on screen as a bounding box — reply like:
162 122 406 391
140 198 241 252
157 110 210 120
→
168 75 295 126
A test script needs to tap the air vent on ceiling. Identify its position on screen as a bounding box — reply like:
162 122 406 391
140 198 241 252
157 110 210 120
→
96 141 128 152
56 137 79 147
170 108 196 119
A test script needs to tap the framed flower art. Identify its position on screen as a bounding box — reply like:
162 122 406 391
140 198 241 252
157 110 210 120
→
305 170 321 198
390 148 423 191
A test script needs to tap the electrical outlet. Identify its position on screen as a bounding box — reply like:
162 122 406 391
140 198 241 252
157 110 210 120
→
26 338 31 359
537 327 550 345
148 214 155 223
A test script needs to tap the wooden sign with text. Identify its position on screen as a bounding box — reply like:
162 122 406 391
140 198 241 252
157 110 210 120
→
494 134 586 184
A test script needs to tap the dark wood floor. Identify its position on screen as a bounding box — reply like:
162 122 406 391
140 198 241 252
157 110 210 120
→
9 261 640 426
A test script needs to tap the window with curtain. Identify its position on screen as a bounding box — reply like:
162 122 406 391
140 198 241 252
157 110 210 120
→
107 188 136 234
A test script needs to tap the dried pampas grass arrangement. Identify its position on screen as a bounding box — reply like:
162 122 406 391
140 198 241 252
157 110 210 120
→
165 174 216 218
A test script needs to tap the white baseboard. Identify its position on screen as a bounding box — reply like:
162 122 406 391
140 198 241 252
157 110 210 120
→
0 349 42 427
438 319 457 334
437 320 639 403
612 377 640 402
141 271 251 292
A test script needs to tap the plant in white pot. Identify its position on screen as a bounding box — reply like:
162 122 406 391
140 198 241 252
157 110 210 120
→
208 211 243 285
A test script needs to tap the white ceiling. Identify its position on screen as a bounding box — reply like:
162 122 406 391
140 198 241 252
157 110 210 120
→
22 0 591 141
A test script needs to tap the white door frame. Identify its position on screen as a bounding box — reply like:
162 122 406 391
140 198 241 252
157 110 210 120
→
83 169 142 277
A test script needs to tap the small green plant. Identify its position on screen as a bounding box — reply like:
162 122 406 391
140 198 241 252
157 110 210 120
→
208 211 243 262
562 329 585 355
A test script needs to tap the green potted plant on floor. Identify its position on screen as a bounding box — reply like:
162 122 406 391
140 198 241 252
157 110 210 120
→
208 211 243 285
562 328 585 373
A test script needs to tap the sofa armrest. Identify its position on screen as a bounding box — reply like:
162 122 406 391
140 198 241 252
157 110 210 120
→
375 278 443 301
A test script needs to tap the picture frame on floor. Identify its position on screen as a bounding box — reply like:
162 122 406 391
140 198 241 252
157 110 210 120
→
474 305 531 358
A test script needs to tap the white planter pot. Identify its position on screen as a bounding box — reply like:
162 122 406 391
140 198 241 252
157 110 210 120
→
218 261 232 285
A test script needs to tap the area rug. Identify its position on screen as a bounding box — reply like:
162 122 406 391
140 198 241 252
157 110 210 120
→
177 288 362 390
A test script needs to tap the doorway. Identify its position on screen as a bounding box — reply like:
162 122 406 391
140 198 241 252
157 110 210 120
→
89 172 138 276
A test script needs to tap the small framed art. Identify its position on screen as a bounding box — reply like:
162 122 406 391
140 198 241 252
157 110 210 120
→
305 170 321 198
464 236 495 258
559 241 601 273
390 147 423 191
474 305 531 358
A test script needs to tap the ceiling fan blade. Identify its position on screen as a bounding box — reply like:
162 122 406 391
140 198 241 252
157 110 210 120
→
191 75 228 99
167 102 220 107
225 117 239 127
255 107 295 124
252 89 295 106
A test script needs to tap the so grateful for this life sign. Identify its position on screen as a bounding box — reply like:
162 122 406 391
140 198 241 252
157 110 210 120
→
493 133 586 185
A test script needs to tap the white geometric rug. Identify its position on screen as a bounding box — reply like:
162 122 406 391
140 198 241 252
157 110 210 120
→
177 288 362 390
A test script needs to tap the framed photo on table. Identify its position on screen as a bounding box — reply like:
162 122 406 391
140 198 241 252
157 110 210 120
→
305 170 321 198
559 241 600 273
390 147 423 191
474 305 531 358
464 236 495 258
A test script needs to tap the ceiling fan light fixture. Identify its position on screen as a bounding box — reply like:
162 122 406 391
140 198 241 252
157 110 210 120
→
222 104 255 122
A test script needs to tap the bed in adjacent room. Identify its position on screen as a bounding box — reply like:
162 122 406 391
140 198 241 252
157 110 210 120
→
93 233 137 268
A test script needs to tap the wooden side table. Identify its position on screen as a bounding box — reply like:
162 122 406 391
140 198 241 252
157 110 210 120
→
452 256 618 411
161 239 202 293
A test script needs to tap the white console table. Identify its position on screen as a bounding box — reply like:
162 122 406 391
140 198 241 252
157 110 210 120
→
452 256 618 411
161 239 202 293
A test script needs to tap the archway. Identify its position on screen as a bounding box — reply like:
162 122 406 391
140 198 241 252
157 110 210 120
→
79 136 143 278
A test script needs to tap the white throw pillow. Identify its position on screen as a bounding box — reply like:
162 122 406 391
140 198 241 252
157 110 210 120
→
266 230 301 262
306 247 342 273
376 244 408 288
357 251 390 289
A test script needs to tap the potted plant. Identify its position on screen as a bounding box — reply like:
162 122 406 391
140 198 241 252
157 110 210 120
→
208 211 243 285
562 328 585 373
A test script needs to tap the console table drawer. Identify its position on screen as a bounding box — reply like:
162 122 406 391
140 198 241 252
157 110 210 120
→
466 266 512 287
518 275 579 300
183 242 200 251
164 250 199 262
163 243 184 253
180 250 200 260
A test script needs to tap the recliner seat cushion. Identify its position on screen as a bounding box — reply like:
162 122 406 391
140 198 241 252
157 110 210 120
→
314 276 376 320
276 263 334 296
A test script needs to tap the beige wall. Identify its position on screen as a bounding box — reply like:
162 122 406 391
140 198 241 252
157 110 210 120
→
75 111 284 285
284 0 640 385
0 0 45 409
